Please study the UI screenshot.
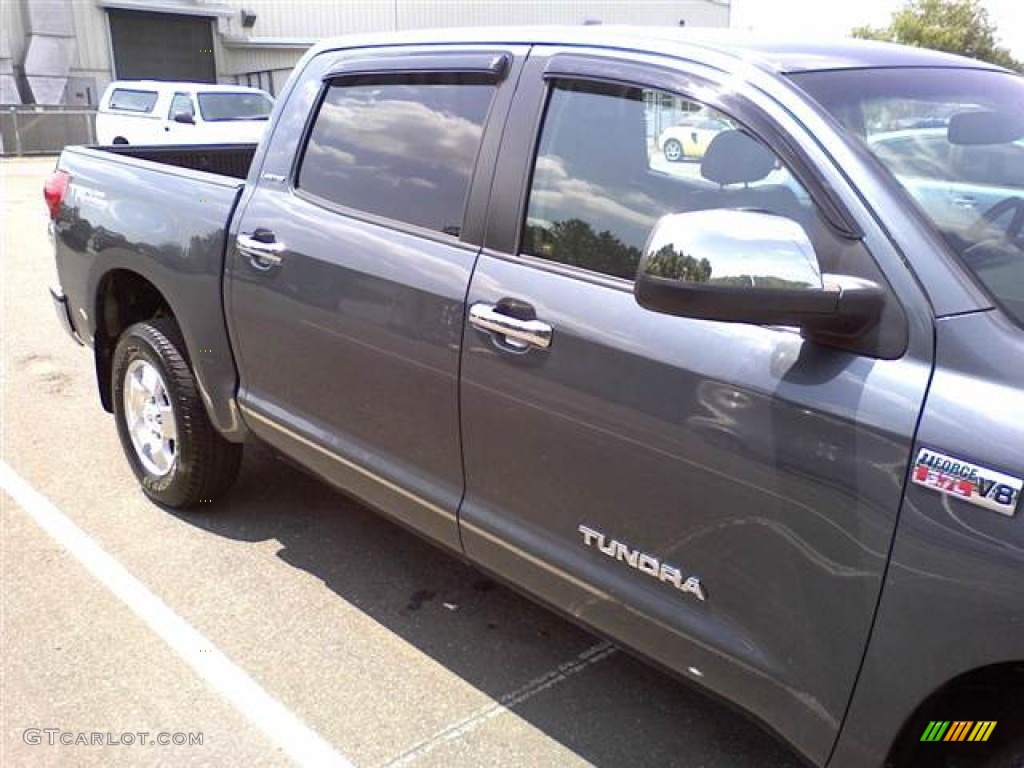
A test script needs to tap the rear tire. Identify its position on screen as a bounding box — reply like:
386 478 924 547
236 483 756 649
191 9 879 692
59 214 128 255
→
111 318 241 509
112 136 128 145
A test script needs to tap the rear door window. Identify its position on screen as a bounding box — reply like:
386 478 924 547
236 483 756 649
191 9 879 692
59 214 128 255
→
296 76 496 236
108 89 158 113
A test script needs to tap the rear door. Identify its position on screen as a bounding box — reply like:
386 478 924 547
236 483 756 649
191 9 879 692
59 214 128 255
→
227 46 524 550
458 49 935 764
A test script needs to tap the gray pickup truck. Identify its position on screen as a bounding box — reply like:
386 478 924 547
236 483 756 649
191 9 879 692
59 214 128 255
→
46 27 1024 768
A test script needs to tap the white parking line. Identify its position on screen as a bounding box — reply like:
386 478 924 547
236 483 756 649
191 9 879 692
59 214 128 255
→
0 460 355 768
381 641 617 767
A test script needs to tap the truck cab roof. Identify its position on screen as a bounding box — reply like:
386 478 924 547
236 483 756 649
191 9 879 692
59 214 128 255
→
306 25 1004 75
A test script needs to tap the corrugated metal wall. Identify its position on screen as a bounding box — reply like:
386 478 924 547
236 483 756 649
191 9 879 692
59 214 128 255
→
8 0 729 103
219 46 306 76
214 0 728 41
215 0 729 77
219 1 394 40
396 0 728 28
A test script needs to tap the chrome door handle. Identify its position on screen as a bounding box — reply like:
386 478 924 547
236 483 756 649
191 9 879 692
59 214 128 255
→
237 232 284 270
469 302 552 350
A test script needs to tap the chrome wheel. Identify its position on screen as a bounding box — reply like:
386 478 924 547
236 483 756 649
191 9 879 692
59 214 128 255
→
664 139 684 162
123 359 177 477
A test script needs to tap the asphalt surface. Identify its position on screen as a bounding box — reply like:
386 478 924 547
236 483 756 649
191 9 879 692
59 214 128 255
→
1 155 805 768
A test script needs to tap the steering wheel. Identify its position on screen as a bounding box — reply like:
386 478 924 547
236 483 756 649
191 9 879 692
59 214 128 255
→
966 196 1024 242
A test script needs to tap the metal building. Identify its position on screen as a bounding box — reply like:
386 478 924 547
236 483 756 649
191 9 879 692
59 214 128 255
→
0 0 731 106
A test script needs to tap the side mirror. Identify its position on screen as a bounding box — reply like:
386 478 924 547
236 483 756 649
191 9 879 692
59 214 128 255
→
634 210 885 341
172 111 195 125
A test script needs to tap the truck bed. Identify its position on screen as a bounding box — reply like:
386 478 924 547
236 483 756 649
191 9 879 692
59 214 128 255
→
53 144 249 436
99 143 257 180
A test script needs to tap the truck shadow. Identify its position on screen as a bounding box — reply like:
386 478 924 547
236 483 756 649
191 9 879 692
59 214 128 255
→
171 443 803 768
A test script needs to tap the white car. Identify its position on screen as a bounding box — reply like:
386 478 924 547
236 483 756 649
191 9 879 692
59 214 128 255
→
95 81 274 146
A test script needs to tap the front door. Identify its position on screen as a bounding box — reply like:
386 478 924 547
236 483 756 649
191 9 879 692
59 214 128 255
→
228 48 519 549
458 50 934 764
163 92 195 144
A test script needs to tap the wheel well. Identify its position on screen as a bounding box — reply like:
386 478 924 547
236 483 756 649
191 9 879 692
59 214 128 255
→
94 270 176 411
887 662 1024 766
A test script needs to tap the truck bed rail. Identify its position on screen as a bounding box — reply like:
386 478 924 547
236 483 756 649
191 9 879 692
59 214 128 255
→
100 143 257 180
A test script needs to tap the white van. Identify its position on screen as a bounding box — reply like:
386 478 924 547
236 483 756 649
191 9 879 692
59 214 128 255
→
95 81 274 145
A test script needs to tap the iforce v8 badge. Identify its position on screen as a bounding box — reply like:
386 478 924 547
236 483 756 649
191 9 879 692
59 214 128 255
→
911 448 1022 517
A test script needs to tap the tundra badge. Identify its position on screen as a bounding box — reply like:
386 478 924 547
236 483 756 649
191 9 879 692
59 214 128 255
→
579 525 706 600
911 448 1021 517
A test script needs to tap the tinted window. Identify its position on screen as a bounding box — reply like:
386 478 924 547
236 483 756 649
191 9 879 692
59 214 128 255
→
168 93 194 118
871 133 955 180
108 89 158 113
792 67 1024 326
955 142 1024 187
523 80 814 280
297 77 495 236
197 92 272 121
869 130 1024 187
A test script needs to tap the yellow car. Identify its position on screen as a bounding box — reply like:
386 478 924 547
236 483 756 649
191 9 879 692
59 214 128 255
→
658 117 732 162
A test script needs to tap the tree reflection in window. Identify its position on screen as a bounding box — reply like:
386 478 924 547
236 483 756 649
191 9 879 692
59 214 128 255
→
297 77 494 234
525 218 644 280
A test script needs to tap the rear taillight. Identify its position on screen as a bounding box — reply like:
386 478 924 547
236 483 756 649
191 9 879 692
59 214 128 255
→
44 169 70 220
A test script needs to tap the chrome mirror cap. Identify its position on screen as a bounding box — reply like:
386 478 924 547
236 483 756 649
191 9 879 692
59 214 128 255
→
640 209 823 290
634 209 887 350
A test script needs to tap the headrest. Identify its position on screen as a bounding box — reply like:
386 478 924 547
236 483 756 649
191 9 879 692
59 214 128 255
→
701 129 777 186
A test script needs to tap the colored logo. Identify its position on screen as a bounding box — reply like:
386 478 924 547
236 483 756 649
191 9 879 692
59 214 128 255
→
911 448 1021 517
920 721 997 742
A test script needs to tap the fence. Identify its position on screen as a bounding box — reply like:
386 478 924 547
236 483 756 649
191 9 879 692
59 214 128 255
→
0 106 97 156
